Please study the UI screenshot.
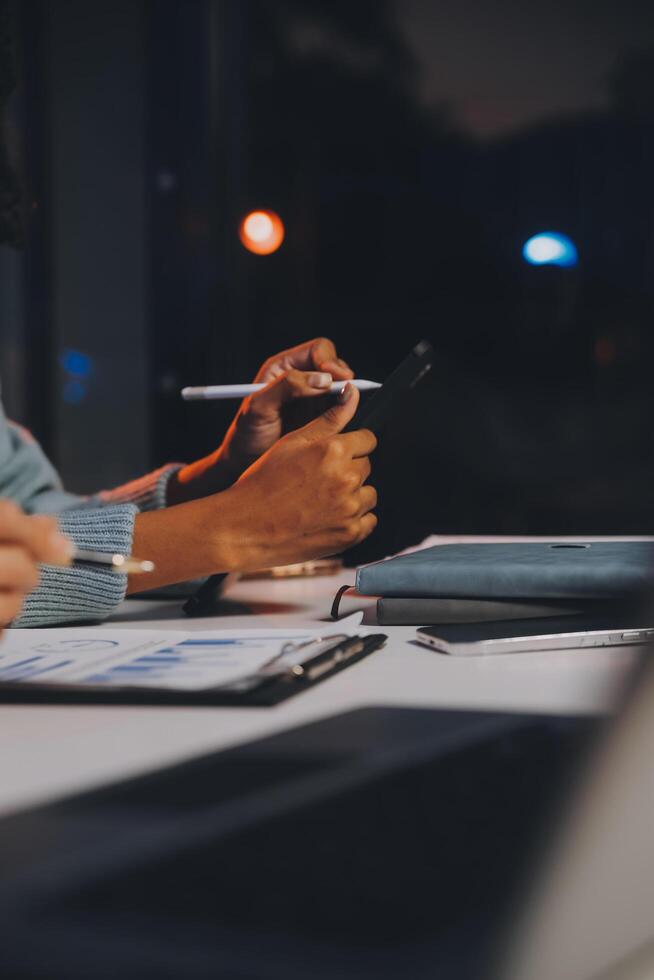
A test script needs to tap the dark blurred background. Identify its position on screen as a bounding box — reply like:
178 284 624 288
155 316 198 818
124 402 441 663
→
1 0 654 562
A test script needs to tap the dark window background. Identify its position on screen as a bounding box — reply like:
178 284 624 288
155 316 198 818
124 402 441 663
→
1 0 653 561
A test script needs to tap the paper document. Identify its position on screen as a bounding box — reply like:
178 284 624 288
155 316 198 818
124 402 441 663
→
0 615 364 692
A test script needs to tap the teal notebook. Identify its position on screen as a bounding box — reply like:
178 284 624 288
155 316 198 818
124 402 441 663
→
355 542 654 601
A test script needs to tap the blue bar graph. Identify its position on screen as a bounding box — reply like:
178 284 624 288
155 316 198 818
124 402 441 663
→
0 657 41 674
3 631 319 690
2 659 72 681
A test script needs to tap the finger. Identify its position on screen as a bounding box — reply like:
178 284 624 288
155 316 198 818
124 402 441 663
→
352 457 372 487
255 338 333 382
353 512 378 546
256 359 287 383
247 369 333 418
0 547 40 592
356 484 378 516
317 355 354 381
0 590 26 626
339 427 378 458
307 337 336 366
0 498 25 534
256 338 354 383
20 516 72 565
309 338 354 379
276 368 334 396
295 383 360 443
22 515 74 565
0 504 72 565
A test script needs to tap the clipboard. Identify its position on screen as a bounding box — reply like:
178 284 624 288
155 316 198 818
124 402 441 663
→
0 633 387 707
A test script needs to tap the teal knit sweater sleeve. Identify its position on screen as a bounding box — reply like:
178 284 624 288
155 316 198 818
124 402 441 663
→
1 403 182 627
16 504 137 627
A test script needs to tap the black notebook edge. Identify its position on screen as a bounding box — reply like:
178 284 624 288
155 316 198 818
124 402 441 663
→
375 596 613 626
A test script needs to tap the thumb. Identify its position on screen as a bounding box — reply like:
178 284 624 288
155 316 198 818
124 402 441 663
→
295 383 360 442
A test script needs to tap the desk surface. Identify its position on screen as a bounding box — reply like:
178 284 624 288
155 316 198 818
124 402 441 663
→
0 536 646 818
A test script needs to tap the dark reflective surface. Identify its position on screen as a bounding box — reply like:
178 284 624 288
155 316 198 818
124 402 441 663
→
0 706 597 979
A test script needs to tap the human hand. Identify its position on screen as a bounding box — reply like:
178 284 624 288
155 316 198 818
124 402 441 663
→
251 336 354 387
0 501 73 630
128 384 377 593
170 337 355 503
215 382 377 571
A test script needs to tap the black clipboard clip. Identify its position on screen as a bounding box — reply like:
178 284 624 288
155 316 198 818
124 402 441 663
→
219 632 387 696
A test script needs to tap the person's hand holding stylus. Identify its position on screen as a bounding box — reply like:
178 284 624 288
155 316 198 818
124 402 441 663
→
168 337 356 504
128 382 377 593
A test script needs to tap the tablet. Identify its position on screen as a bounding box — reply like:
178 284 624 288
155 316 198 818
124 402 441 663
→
416 615 654 656
345 339 434 435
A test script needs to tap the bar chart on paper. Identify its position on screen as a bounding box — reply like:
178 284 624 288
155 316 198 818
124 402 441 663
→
0 622 363 692
81 635 313 689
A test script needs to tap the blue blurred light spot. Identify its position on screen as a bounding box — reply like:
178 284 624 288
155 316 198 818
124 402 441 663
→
522 232 578 268
60 348 92 377
62 380 87 405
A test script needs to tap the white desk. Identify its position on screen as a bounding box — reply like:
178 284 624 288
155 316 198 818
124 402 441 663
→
0 537 645 818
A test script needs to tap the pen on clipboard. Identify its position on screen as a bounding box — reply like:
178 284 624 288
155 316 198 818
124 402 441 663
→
70 549 155 574
221 633 386 694
181 379 381 401
280 634 370 682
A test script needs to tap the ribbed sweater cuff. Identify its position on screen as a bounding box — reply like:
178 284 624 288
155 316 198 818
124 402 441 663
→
13 504 137 628
96 463 184 512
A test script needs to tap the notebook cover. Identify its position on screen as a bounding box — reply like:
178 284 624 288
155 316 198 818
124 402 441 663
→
356 542 654 601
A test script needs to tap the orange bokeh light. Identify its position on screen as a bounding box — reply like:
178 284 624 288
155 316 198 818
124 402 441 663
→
238 209 285 255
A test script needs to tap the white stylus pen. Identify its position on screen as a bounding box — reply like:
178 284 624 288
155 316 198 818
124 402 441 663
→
181 379 381 400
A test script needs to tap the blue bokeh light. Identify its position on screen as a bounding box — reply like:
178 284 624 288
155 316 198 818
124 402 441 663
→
62 380 87 405
522 232 578 268
60 348 93 378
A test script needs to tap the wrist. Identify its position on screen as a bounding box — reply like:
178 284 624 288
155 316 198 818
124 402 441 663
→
127 493 243 594
197 489 239 574
204 483 261 573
